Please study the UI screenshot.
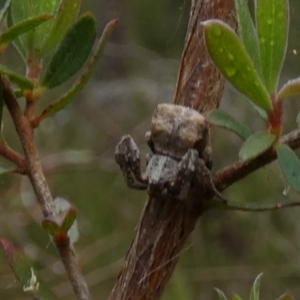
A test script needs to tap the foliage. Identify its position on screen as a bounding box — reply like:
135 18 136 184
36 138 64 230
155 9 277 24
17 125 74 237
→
205 0 300 194
215 273 295 300
0 0 117 297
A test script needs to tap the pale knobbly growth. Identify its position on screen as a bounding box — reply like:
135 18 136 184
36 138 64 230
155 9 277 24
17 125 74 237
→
147 104 209 159
115 104 223 200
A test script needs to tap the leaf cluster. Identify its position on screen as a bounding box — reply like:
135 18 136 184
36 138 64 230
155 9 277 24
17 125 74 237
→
204 0 300 195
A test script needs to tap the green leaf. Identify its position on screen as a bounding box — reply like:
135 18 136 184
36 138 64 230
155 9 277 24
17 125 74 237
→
9 0 60 58
0 166 15 175
255 0 289 93
203 20 272 111
235 0 262 78
0 64 34 90
7 6 26 59
297 112 300 127
277 293 295 300
61 207 77 232
0 14 53 53
239 131 276 161
54 197 79 244
215 288 228 300
42 200 76 232
0 239 55 299
250 273 263 300
249 101 268 121
42 216 62 236
38 19 118 119
0 0 11 25
232 294 243 300
208 109 252 140
40 0 81 57
277 78 300 101
42 12 96 89
276 144 300 193
207 197 300 212
0 76 3 126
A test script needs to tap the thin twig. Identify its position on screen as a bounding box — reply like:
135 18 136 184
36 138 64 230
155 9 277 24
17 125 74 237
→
215 128 300 191
0 143 25 170
2 76 91 300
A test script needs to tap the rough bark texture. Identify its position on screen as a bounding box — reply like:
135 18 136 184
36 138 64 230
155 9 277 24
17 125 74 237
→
174 0 236 114
108 1 237 299
108 186 215 300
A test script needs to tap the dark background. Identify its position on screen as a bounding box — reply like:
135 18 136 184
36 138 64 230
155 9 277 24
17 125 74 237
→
1 0 300 299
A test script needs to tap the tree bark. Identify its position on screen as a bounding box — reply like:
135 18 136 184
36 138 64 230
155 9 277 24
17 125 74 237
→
108 1 237 299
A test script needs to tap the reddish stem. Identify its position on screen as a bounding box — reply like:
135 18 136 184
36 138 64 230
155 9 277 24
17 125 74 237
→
268 94 283 136
0 144 25 171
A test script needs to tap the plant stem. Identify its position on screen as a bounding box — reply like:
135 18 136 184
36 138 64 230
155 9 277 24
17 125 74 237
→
2 76 91 300
215 127 300 191
0 144 25 171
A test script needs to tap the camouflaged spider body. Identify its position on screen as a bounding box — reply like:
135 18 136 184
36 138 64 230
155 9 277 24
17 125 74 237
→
145 104 209 159
115 104 217 199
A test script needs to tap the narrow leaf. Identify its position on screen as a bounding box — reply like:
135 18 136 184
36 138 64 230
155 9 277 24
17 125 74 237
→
0 239 54 299
0 0 11 25
38 19 118 120
40 0 81 57
297 111 300 127
207 197 300 212
203 20 272 111
208 109 252 140
0 64 34 90
250 273 263 300
0 75 3 126
248 99 268 121
276 144 300 193
42 12 97 89
9 0 60 58
235 0 262 77
232 295 243 300
0 14 53 53
277 78 300 101
239 131 276 161
215 288 228 300
7 5 26 59
255 0 289 92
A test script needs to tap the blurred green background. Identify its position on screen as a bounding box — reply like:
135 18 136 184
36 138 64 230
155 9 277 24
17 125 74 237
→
1 0 300 299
